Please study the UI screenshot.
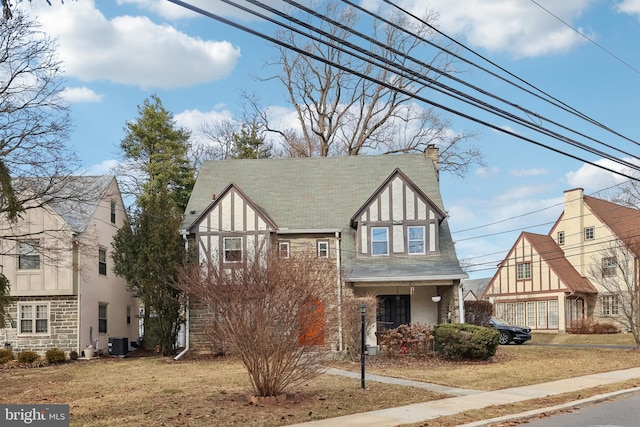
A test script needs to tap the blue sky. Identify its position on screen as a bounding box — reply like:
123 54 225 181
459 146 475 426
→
17 0 640 279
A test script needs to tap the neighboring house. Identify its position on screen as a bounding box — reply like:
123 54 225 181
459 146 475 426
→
0 176 139 355
483 187 640 332
180 149 468 353
461 278 491 301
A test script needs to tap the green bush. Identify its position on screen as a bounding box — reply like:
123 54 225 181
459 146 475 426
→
433 323 499 360
17 350 40 364
69 350 79 361
45 348 66 364
0 349 14 364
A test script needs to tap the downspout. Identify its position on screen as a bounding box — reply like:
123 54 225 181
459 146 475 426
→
458 280 465 323
335 231 343 352
173 231 190 361
73 238 81 353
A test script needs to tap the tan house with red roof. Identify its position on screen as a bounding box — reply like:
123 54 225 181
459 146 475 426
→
483 188 640 332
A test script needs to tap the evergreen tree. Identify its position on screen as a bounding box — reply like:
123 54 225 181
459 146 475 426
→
231 122 272 159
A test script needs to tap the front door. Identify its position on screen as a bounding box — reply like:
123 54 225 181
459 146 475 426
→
376 295 410 332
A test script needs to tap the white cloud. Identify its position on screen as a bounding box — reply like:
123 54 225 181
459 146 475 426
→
618 0 640 15
82 159 120 175
398 0 592 57
117 0 287 21
24 1 241 89
62 87 103 103
565 158 634 192
475 166 499 177
510 168 548 177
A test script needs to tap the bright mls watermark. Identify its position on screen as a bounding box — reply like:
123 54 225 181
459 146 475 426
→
1 405 69 426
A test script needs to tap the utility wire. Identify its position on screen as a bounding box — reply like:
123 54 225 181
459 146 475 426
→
168 0 640 181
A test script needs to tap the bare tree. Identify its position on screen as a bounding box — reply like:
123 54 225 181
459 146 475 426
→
588 240 640 348
260 1 483 175
179 250 337 397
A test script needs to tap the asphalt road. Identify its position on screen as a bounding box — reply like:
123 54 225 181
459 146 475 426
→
519 390 640 427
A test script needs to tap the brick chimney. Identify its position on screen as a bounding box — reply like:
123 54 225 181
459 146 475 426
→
425 144 439 181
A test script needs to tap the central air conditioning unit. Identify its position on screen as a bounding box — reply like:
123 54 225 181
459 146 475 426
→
108 337 128 357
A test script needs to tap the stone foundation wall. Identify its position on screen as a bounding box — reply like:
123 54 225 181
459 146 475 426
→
1 296 79 355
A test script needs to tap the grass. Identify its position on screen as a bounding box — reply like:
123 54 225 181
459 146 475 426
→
1 334 639 427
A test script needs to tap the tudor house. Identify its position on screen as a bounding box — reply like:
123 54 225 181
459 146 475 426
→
180 149 468 353
483 188 640 332
0 176 139 355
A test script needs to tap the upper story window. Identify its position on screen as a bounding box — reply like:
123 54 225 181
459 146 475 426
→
317 241 329 258
19 303 48 335
602 257 617 277
98 248 107 276
110 200 116 224
407 226 426 255
18 240 40 270
278 241 290 259
557 231 565 245
223 237 242 263
371 227 389 256
516 262 532 280
584 226 595 241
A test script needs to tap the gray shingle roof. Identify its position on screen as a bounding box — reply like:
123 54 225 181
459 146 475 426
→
183 154 466 281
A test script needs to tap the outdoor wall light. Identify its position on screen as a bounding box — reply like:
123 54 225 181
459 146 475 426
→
431 295 442 303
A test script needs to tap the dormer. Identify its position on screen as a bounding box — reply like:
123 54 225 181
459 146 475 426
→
350 169 445 257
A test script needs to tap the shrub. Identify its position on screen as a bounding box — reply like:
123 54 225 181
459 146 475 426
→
69 350 79 361
45 348 66 364
433 323 499 360
567 318 621 334
17 350 40 364
464 300 494 326
341 295 379 361
0 349 14 364
376 323 434 357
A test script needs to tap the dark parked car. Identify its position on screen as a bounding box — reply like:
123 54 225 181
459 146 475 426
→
488 317 532 345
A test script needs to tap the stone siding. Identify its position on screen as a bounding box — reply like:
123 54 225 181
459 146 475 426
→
2 296 79 355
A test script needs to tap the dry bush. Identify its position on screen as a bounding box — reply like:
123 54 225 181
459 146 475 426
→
464 300 493 326
568 317 620 334
376 323 434 357
341 295 378 361
179 250 337 397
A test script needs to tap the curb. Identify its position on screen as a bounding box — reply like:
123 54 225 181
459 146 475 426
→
458 387 640 426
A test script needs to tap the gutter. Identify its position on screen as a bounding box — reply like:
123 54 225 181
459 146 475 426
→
174 230 190 361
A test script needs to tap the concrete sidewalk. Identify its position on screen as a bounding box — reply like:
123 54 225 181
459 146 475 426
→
288 367 640 427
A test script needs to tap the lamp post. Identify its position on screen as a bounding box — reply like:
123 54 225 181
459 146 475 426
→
359 302 366 389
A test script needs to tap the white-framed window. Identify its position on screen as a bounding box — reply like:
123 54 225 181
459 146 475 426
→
584 226 595 240
557 231 565 245
602 257 617 277
18 240 40 270
317 241 329 258
526 301 536 328
278 241 290 258
223 237 242 263
98 247 107 276
127 306 132 325
549 300 559 328
110 200 116 224
371 227 389 256
537 301 547 328
407 226 426 255
601 295 619 316
516 262 532 279
18 302 49 335
99 303 108 334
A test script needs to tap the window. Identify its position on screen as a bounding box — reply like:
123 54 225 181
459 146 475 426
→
407 226 425 255
602 257 617 277
584 226 595 240
98 248 107 276
317 241 329 258
601 295 619 316
223 237 242 262
110 200 116 224
516 262 532 279
371 227 389 256
537 301 547 328
19 303 48 334
18 240 40 270
549 300 559 328
99 303 108 334
126 306 132 325
557 231 565 245
278 241 290 258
